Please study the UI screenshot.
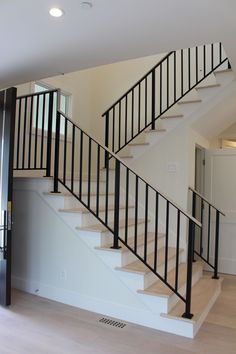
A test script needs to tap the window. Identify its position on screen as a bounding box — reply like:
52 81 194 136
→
33 82 71 134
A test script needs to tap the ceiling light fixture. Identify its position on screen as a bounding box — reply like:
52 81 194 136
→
80 1 93 10
49 7 64 17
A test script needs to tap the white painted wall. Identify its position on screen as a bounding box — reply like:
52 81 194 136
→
12 179 148 314
205 149 236 275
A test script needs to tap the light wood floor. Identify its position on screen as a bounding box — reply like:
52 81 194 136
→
0 274 235 354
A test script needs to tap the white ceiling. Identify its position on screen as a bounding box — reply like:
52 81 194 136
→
1 0 236 89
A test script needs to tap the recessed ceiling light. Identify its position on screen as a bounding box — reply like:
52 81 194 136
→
49 7 64 17
80 1 93 10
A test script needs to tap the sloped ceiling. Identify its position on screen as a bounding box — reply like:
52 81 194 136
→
1 0 236 88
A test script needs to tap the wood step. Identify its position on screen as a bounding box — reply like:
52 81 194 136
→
137 262 202 297
77 218 148 233
59 204 134 214
129 142 149 146
116 247 182 275
214 68 232 74
96 232 165 252
144 128 166 133
196 83 220 90
163 276 222 321
119 155 133 159
178 99 202 105
161 114 184 119
43 191 115 198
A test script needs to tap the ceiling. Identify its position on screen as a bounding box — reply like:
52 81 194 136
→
1 0 236 89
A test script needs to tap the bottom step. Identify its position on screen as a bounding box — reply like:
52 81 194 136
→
161 276 222 337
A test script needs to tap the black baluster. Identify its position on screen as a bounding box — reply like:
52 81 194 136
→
71 125 75 193
79 131 83 198
212 210 220 279
104 112 109 167
182 219 194 319
34 95 39 169
134 175 139 252
111 159 121 249
45 91 54 177
63 119 67 184
125 168 129 244
52 111 61 193
151 69 156 129
87 137 91 208
96 145 100 217
175 210 180 291
207 205 211 262
40 93 46 169
154 192 159 271
28 96 33 169
16 98 22 169
164 201 169 281
144 184 149 262
22 97 28 169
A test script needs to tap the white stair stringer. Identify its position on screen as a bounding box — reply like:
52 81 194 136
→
118 67 234 163
13 176 223 338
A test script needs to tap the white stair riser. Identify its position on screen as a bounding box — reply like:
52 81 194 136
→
80 207 135 226
214 70 234 85
64 194 116 209
63 181 107 193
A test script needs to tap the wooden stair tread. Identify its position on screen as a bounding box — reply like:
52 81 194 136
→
96 232 165 252
117 247 181 274
119 155 133 159
214 68 232 74
144 128 166 133
165 276 222 321
129 142 149 146
43 191 115 197
78 218 148 232
161 114 184 119
59 204 134 214
196 83 220 90
138 262 202 297
178 99 202 105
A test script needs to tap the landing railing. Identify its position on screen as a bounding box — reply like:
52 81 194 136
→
102 42 229 156
189 187 225 279
14 89 60 175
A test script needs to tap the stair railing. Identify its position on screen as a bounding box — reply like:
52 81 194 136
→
188 186 225 279
49 108 202 319
102 42 229 159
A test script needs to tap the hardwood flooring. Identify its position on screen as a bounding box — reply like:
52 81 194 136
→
0 274 235 354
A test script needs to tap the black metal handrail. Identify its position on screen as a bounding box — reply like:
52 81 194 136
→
51 108 201 319
102 42 229 156
188 186 225 279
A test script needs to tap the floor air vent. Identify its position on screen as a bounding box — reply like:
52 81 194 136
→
99 317 126 328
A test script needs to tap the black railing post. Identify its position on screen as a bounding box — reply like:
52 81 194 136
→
182 219 194 319
52 111 61 193
45 91 54 177
104 112 109 168
192 192 196 262
151 69 156 130
212 210 220 279
111 159 121 249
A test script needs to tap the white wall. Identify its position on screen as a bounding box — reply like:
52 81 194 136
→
12 179 148 313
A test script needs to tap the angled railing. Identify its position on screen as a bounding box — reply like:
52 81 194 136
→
49 108 201 319
102 42 230 157
189 187 225 279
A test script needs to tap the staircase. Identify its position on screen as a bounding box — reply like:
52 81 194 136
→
12 42 228 338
